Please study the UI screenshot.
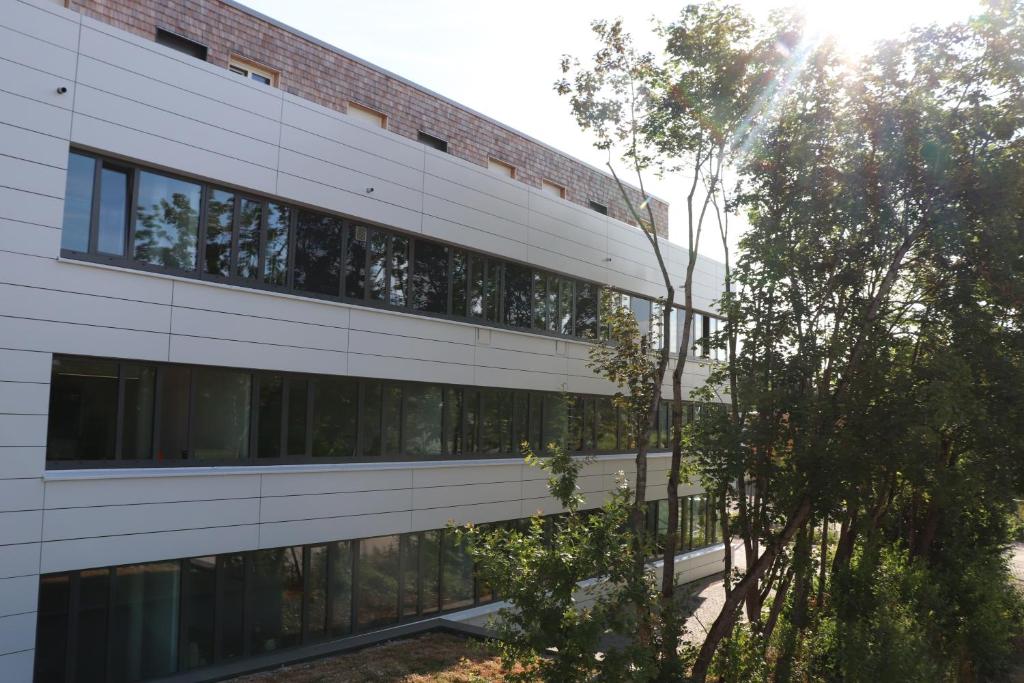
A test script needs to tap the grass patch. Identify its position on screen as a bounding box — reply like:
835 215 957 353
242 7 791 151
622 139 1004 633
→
230 631 529 682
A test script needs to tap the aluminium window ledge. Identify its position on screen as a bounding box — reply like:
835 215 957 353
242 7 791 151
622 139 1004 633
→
42 450 675 481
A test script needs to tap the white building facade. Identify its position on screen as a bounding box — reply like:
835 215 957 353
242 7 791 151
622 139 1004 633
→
0 1 728 680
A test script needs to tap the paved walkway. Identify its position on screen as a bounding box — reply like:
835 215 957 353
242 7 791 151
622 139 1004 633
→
1011 542 1024 588
679 541 746 643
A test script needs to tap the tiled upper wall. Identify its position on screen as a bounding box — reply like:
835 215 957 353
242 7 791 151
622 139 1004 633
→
62 0 671 235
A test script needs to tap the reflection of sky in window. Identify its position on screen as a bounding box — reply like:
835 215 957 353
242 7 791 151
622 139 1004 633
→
61 154 94 252
97 168 128 255
134 171 201 268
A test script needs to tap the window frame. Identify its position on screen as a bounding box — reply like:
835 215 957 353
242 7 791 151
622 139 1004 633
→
228 54 279 87
486 157 516 179
346 101 388 129
540 178 566 199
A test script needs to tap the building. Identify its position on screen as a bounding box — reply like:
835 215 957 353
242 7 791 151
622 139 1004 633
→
0 1 728 680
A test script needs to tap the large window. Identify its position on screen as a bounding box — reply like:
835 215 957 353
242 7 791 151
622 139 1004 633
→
46 356 703 468
294 211 344 296
133 170 202 270
34 501 718 682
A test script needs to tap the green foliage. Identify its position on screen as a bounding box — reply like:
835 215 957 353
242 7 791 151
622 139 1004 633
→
457 442 659 682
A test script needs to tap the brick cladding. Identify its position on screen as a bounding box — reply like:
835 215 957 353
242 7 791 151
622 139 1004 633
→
65 0 670 236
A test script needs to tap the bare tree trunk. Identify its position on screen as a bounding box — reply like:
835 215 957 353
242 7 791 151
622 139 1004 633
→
762 567 794 645
721 491 733 596
690 497 813 683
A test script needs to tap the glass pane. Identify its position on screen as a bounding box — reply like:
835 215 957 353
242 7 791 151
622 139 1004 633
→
307 546 328 640
249 548 304 653
528 393 542 452
111 561 180 682
545 275 559 333
383 386 402 455
34 574 70 683
542 394 568 452
532 272 547 329
504 264 532 328
181 557 216 670
558 278 574 335
287 378 308 457
133 170 201 269
312 377 358 458
293 210 343 296
468 254 484 318
480 390 512 454
441 530 474 611
390 235 408 307
237 197 262 279
367 229 388 302
451 249 467 317
575 282 598 339
464 389 479 454
77 568 111 682
121 363 155 460
484 260 501 322
328 541 353 637
356 536 400 629
443 387 463 455
403 384 442 455
400 533 419 617
631 297 652 338
46 356 118 461
596 397 617 451
203 189 233 277
421 530 441 615
512 391 529 454
157 365 190 462
568 397 586 452
692 496 707 547
61 152 95 252
411 240 449 313
362 383 382 457
192 368 251 461
257 374 283 458
344 225 367 299
220 554 245 660
264 203 290 286
98 166 129 256
680 496 692 551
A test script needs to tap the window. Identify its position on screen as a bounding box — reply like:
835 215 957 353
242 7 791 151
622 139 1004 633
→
328 541 354 637
46 357 119 461
293 210 343 296
202 190 264 280
312 377 358 457
111 561 181 681
589 200 608 215
403 384 443 455
181 557 216 670
228 54 278 87
440 530 474 611
191 368 251 460
503 263 532 328
356 536 400 628
134 170 202 270
487 157 516 179
61 152 95 252
155 28 207 60
412 240 449 313
347 101 387 129
417 130 448 152
541 179 566 199
574 282 598 339
264 203 291 287
249 548 304 652
345 224 368 299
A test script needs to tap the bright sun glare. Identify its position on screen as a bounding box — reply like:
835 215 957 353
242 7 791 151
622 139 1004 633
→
789 0 979 54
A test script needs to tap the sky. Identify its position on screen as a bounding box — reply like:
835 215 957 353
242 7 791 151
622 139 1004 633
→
237 0 980 262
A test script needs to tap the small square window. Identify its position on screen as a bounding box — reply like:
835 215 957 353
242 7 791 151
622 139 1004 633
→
347 102 388 129
155 28 207 61
589 200 608 215
417 131 448 153
228 55 279 87
541 179 566 199
487 157 516 179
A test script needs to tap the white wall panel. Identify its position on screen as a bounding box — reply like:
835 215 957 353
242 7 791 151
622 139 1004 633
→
0 612 35 657
171 281 351 328
260 489 410 524
0 649 33 683
0 283 171 333
258 510 410 548
0 510 42 545
0 415 46 447
44 472 260 508
260 468 413 497
6 0 80 49
0 317 169 362
0 479 43 513
0 26 76 80
276 172 422 235
170 306 347 352
41 524 261 573
0 186 63 229
42 498 260 541
168 335 347 375
0 448 45 480
0 576 37 618
0 351 51 383
0 220 61 258
0 254 173 304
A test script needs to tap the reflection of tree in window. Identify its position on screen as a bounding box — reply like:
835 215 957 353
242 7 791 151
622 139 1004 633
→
312 377 357 458
412 241 449 313
264 203 290 286
504 263 532 328
559 278 574 335
345 225 367 298
249 547 303 653
390 235 408 307
451 250 468 316
356 536 399 629
368 229 388 301
468 254 484 317
403 385 442 455
237 198 262 279
133 171 200 270
480 390 512 454
191 368 251 461
444 387 463 455
532 272 548 329
328 541 353 636
293 211 343 296
574 282 599 339
484 260 502 322
440 530 474 611
204 189 233 277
